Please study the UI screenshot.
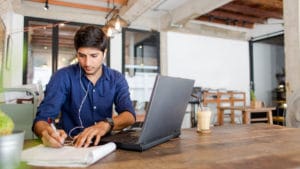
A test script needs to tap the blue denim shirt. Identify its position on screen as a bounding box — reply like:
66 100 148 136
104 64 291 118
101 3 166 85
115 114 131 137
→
33 63 135 137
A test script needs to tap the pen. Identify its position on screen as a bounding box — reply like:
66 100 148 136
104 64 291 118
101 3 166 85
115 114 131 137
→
47 117 58 134
48 117 65 146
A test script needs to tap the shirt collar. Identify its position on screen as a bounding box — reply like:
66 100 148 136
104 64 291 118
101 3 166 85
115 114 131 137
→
76 63 111 82
101 64 111 81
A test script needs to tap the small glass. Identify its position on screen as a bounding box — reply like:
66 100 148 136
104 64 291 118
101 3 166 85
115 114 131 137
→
197 106 212 134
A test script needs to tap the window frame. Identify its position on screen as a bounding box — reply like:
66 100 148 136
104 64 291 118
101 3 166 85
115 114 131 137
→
121 28 160 74
23 17 110 84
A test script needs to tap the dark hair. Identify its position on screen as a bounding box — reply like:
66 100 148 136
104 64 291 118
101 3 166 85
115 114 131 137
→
74 25 108 52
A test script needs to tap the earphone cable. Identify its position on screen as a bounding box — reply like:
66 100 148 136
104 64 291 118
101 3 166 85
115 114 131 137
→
68 66 91 138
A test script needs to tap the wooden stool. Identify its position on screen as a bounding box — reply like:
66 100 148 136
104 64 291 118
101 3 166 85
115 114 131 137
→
242 107 275 124
217 106 276 125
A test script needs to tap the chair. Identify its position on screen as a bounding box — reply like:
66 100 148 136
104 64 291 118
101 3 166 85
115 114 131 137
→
0 88 38 139
203 90 246 125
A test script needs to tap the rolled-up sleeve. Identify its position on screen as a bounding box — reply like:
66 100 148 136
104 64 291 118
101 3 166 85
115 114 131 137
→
33 70 69 127
113 73 136 119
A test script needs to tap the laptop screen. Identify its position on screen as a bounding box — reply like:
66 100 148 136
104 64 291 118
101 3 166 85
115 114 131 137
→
139 75 195 143
100 75 195 151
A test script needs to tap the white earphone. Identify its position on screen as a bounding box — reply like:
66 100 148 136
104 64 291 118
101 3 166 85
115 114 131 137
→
68 66 90 138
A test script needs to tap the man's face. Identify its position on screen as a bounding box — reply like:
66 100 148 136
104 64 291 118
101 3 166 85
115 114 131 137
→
77 47 106 76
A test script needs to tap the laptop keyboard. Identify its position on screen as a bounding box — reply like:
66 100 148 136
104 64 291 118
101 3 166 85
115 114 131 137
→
102 130 141 144
130 121 144 128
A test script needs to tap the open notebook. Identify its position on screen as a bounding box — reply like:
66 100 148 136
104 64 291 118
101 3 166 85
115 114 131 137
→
21 142 116 167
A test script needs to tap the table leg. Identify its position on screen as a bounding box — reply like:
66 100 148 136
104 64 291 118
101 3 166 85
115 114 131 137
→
268 110 273 125
243 111 250 124
218 108 224 126
230 110 235 124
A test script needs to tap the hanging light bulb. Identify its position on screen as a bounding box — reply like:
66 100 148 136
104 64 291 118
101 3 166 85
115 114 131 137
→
107 15 128 32
102 25 113 37
115 17 121 31
44 0 49 10
107 27 113 37
102 0 128 37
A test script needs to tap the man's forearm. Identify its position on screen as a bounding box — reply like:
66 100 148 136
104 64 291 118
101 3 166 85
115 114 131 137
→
112 111 135 130
33 120 50 138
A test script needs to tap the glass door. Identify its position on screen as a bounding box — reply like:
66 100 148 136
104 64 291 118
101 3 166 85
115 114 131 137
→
122 28 160 114
26 20 53 89
57 24 80 69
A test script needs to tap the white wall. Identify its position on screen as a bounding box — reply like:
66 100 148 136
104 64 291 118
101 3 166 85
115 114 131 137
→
1 12 24 87
166 32 250 97
110 33 122 72
166 32 250 127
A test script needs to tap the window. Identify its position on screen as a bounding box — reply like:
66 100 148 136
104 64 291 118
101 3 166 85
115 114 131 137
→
24 19 54 88
24 17 109 89
122 28 160 113
57 24 79 69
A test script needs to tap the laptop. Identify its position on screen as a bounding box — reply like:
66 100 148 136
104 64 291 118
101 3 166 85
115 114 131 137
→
101 75 195 151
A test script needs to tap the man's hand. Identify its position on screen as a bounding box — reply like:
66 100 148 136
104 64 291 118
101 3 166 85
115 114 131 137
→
41 128 67 148
71 112 135 148
34 120 67 148
73 121 111 148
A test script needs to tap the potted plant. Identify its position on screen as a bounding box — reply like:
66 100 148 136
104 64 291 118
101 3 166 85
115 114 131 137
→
250 89 263 108
0 109 25 169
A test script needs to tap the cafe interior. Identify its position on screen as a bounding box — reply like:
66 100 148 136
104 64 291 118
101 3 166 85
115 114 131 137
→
2 0 300 168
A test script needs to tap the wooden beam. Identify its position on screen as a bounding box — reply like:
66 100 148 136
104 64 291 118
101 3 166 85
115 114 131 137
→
210 10 266 24
196 15 254 28
238 0 283 10
221 3 282 19
100 0 128 6
28 0 117 13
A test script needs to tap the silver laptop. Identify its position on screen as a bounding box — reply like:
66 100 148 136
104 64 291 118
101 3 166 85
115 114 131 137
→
101 75 195 151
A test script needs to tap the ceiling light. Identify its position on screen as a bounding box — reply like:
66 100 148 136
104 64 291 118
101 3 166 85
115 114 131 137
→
107 27 113 37
107 15 128 32
102 0 129 37
44 0 49 10
102 25 114 37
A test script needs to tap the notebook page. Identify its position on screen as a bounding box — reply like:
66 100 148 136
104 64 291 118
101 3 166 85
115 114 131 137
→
21 142 116 167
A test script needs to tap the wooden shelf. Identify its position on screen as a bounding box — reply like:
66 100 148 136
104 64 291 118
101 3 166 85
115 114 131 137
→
251 118 268 122
272 89 286 125
273 116 285 122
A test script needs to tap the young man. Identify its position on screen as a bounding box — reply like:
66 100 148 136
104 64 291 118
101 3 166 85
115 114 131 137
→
33 25 136 148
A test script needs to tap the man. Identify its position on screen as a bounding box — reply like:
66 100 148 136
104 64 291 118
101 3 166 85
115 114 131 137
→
33 25 136 148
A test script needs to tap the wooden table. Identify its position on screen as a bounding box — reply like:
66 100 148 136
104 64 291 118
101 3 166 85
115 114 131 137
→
217 106 276 125
22 124 300 169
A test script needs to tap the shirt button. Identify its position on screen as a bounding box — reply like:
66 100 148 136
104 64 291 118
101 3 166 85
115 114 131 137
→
93 89 96 92
93 106 96 110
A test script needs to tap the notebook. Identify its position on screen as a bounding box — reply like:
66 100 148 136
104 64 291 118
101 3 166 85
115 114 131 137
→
101 75 195 151
21 142 116 167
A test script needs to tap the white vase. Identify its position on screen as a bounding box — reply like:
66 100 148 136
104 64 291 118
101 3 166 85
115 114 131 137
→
0 130 25 169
